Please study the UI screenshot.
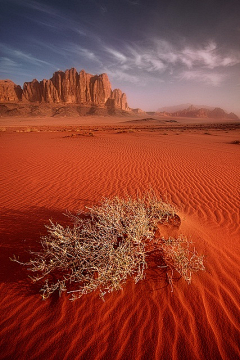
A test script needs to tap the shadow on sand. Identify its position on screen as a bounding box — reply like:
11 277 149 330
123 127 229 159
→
0 206 72 284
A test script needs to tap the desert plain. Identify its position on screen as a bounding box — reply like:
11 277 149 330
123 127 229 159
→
0 114 239 359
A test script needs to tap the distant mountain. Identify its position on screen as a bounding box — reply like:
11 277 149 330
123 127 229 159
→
157 103 215 113
156 105 239 120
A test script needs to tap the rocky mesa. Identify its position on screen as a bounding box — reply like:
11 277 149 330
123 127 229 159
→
0 68 130 116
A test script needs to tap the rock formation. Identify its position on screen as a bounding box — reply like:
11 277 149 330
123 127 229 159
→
0 80 22 102
110 89 128 110
0 68 129 111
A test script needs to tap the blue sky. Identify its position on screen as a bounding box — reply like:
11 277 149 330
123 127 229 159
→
0 0 240 114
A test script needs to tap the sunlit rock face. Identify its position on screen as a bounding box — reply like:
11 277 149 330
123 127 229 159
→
0 68 129 111
111 89 128 111
0 80 22 102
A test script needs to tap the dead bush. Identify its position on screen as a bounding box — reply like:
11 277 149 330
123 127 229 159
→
11 193 205 300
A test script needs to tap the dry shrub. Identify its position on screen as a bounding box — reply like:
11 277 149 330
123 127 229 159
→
11 193 205 300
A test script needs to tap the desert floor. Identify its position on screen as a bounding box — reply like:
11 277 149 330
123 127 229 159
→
0 116 239 360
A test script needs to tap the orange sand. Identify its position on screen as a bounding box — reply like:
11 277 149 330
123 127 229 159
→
0 118 239 359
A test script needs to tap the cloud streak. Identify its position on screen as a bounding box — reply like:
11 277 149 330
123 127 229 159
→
64 44 102 64
0 44 56 70
102 39 240 86
103 68 140 84
20 0 64 18
178 70 226 86
105 48 127 64
179 42 240 69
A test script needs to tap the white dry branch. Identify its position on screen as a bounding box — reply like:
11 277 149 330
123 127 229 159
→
11 193 205 300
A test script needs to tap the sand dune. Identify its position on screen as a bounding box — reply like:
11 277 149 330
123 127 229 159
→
0 120 239 359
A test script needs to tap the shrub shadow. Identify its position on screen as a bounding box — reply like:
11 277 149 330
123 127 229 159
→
0 206 72 284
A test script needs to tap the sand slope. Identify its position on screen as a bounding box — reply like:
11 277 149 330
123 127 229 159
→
0 122 239 359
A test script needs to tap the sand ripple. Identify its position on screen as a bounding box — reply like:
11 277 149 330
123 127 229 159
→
0 129 239 359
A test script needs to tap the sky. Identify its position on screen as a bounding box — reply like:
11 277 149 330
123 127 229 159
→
0 0 240 114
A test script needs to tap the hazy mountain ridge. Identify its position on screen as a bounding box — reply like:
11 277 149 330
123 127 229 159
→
157 104 215 112
156 105 239 120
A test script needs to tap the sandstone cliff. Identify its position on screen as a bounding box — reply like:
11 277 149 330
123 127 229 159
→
0 80 22 102
0 68 129 111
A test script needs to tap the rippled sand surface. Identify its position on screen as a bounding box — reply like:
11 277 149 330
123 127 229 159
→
0 121 239 359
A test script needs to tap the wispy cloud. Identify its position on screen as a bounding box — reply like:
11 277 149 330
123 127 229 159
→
102 39 240 86
134 40 240 70
0 57 19 77
89 0 108 14
178 41 240 69
105 45 168 73
0 56 40 79
178 70 226 86
23 0 62 18
105 48 127 63
141 54 166 71
64 44 102 64
6 0 63 18
0 44 56 70
103 68 140 84
9 0 89 39
13 50 53 67
0 57 18 69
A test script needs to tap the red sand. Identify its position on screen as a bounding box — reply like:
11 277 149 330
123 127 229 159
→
0 118 240 359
